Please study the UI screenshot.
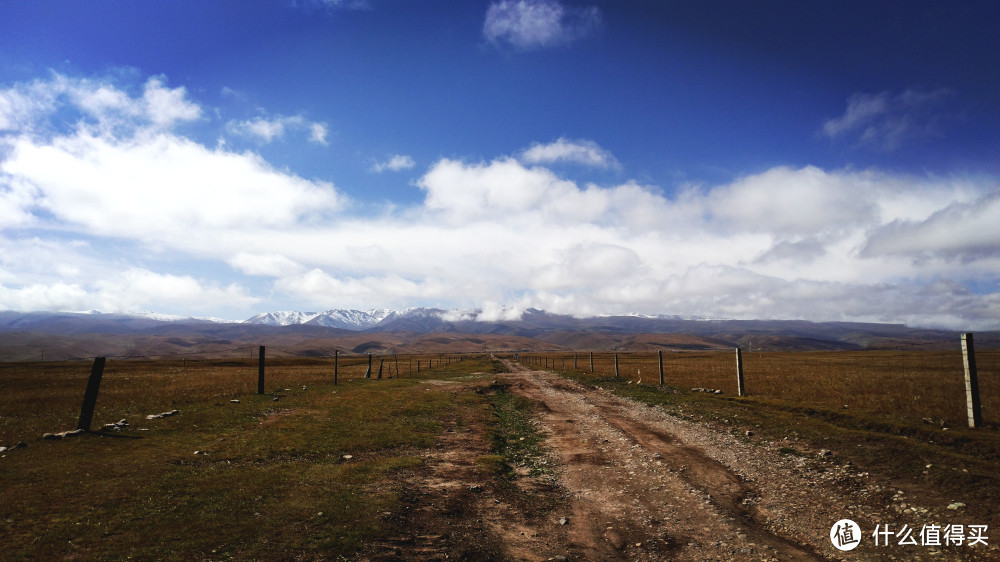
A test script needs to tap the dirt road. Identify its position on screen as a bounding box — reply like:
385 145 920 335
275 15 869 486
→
371 362 977 560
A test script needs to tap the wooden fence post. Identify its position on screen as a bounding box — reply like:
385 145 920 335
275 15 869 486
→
377 358 384 380
962 333 983 429
395 355 400 378
77 357 106 431
735 347 745 397
574 354 578 370
365 354 372 379
614 353 619 378
258 346 266 394
334 350 338 385
590 352 594 373
658 350 664 385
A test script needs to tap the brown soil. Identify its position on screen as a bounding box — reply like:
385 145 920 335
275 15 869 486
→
364 362 997 561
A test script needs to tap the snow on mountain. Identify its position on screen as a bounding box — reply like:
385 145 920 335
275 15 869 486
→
244 310 322 326
306 309 395 330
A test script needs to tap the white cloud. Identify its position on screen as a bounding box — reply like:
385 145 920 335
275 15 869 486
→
520 137 619 168
484 0 601 50
2 130 341 243
822 88 954 150
370 154 415 173
227 114 328 145
0 267 258 315
2 72 998 329
309 122 329 145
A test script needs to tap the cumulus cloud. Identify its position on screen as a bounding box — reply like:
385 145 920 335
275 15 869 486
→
370 154 415 173
2 72 998 329
520 137 619 168
822 88 954 150
484 0 601 50
0 267 258 315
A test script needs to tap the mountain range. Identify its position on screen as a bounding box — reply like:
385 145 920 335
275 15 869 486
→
0 308 995 362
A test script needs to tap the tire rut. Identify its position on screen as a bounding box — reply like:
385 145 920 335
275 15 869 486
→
502 361 822 561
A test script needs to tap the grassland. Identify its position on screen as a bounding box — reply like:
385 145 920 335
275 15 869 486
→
0 355 505 560
519 351 1000 531
3 349 999 558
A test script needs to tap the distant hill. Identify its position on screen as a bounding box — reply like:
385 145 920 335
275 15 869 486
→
0 309 996 362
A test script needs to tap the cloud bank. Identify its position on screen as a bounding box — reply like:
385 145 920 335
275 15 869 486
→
1 73 998 329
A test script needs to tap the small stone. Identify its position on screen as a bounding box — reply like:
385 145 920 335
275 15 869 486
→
0 446 6 453
947 502 966 510
342 454 353 460
559 517 569 525
714 390 722 394
272 397 279 401
819 449 832 457
745 430 754 437
230 399 240 404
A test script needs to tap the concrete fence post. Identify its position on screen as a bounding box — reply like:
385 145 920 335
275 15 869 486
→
258 346 265 394
77 357 106 431
735 347 745 397
962 333 983 429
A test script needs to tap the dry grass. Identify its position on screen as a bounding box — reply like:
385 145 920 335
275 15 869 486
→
0 354 501 560
515 349 1000 428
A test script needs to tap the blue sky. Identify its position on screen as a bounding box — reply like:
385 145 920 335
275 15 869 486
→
1 0 999 329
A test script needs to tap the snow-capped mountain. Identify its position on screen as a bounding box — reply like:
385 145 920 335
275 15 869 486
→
306 309 396 330
244 311 322 326
244 308 430 330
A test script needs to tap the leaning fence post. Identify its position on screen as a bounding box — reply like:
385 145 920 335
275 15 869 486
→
365 354 372 378
735 347 745 396
77 357 106 431
377 358 384 380
334 350 339 385
258 346 266 394
658 350 664 385
614 353 619 378
962 333 982 429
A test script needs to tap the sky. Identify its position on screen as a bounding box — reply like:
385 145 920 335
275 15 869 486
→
0 0 999 329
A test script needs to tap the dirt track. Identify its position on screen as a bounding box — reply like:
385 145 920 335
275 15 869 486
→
369 362 983 560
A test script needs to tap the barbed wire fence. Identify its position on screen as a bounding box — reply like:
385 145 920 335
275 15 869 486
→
510 336 998 430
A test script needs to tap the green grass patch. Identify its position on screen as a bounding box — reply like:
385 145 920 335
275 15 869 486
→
483 380 554 480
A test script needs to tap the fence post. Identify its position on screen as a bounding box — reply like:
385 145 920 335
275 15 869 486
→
658 350 664 385
614 353 619 378
590 352 594 373
258 346 265 394
962 333 982 429
735 347 745 397
574 354 578 370
365 354 372 378
377 358 384 380
334 350 338 385
77 357 106 431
